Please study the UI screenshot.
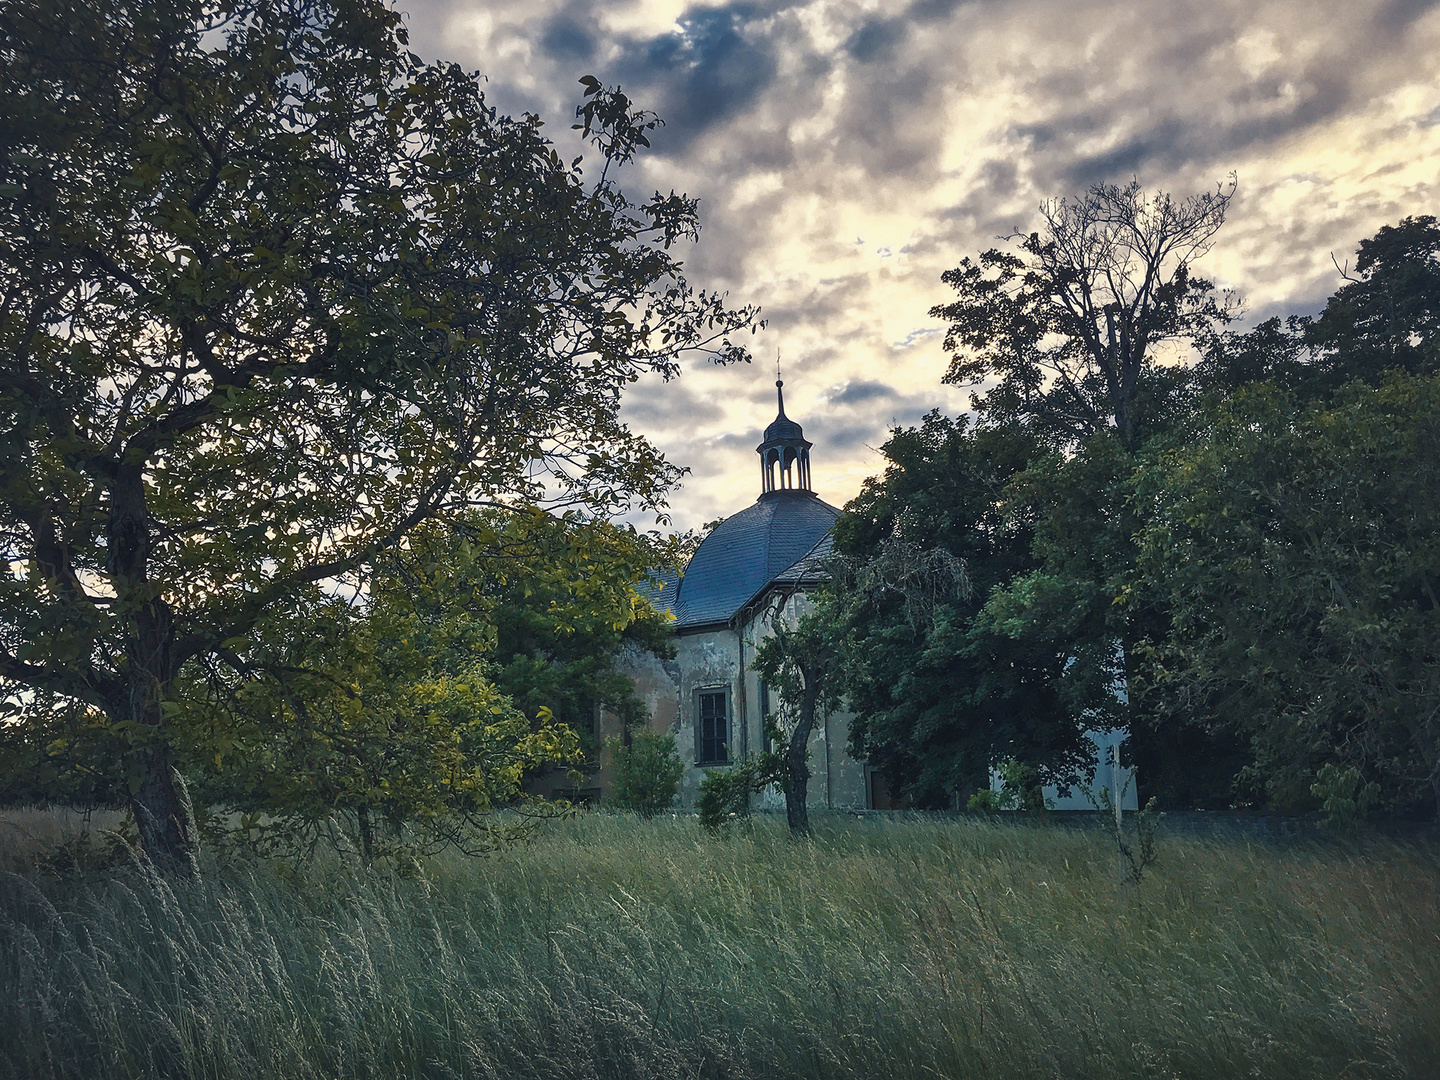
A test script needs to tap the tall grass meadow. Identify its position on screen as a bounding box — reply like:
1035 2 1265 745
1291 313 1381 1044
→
1 811 1436 1079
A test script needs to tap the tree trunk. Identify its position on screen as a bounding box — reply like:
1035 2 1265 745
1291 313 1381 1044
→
110 463 200 878
118 661 200 877
782 680 820 836
783 773 809 834
131 752 200 879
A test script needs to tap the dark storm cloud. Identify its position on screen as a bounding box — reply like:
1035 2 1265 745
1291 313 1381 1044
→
539 14 594 62
761 273 870 332
619 375 713 430
846 18 907 63
815 378 960 463
827 380 898 407
978 160 1020 199
603 5 783 152
844 63 942 174
1375 0 1440 33
910 0 969 20
1221 76 1355 150
705 427 768 451
819 422 877 455
1059 71 1360 190
1062 120 1191 188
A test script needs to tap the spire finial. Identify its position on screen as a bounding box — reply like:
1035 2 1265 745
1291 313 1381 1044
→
775 377 786 418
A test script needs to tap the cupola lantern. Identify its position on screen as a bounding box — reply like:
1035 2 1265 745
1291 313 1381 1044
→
756 379 813 496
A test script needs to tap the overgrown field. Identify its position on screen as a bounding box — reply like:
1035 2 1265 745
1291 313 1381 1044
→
1 811 1437 1080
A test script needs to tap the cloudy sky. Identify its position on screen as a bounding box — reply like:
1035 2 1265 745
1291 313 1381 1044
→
402 0 1440 531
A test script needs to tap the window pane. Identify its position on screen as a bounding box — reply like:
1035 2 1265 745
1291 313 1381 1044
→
697 690 728 762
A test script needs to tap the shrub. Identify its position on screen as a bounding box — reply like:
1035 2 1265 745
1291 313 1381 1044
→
967 758 1049 812
605 726 683 818
696 755 778 831
1312 762 1381 829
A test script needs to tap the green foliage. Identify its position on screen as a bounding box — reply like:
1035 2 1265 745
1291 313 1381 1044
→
967 759 1049 812
931 179 1235 451
1129 373 1440 818
430 509 676 744
849 189 1242 810
1196 216 1440 403
188 586 582 861
1311 764 1382 831
1 508 675 859
696 753 779 831
182 509 673 857
976 434 1137 721
3 813 1438 1080
832 414 1092 808
0 0 754 868
1306 215 1440 386
605 726 684 818
915 201 1440 818
751 591 848 833
915 181 1240 813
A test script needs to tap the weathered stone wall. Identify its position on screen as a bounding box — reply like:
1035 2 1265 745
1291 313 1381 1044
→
672 628 741 805
601 606 872 811
599 640 683 795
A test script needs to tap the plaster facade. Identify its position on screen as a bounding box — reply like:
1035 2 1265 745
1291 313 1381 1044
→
616 604 864 806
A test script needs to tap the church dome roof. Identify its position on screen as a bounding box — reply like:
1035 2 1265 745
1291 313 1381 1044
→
763 415 806 443
671 491 839 630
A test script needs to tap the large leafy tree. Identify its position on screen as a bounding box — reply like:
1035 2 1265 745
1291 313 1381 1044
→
1129 375 1440 819
187 583 576 862
915 180 1238 805
0 0 754 872
1124 217 1440 808
1306 216 1440 386
1196 215 1440 403
830 415 1091 808
479 515 675 740
991 430 1251 808
932 179 1235 452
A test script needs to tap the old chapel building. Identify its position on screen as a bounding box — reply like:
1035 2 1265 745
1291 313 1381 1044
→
600 381 1136 814
615 380 874 810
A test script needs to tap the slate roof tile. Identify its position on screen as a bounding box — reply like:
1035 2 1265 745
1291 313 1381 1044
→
668 491 840 630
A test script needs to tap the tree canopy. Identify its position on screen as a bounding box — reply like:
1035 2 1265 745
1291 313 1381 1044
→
834 193 1440 821
931 179 1235 451
1194 215 1440 404
831 415 1094 807
0 0 755 871
191 509 670 858
1128 375 1440 818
